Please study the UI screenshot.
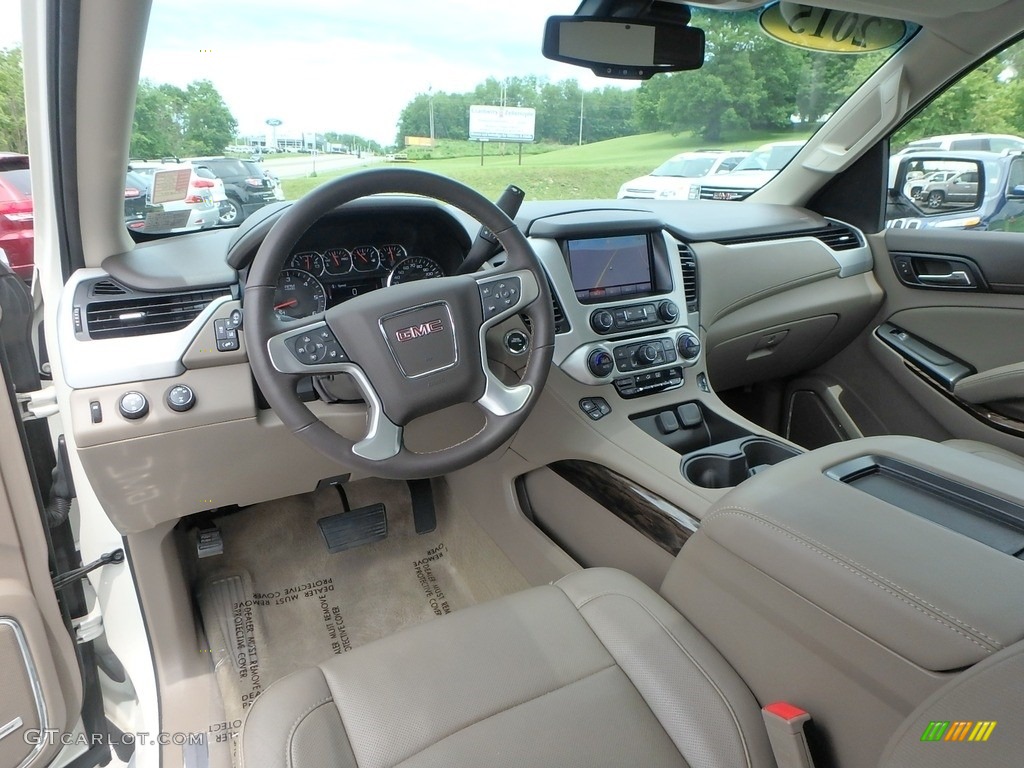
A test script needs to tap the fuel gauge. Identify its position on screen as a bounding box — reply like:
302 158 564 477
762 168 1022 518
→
350 245 381 273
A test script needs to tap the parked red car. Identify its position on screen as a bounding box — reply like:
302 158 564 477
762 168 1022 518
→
0 152 34 281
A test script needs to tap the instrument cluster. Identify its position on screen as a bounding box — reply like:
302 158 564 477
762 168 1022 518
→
273 243 446 320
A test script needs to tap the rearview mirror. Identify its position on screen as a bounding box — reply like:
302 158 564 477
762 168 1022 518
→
891 157 984 215
542 16 704 79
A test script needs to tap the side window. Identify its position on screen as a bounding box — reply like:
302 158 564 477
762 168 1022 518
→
887 38 1024 231
0 24 34 283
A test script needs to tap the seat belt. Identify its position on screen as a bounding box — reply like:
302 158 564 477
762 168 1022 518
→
762 702 816 768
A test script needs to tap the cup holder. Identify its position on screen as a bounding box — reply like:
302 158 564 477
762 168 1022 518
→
682 438 801 489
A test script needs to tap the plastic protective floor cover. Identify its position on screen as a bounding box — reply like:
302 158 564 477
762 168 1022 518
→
195 477 530 767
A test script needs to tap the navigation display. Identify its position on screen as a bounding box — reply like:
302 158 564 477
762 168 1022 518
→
567 234 653 303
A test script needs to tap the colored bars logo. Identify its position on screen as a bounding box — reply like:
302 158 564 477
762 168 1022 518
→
921 721 997 743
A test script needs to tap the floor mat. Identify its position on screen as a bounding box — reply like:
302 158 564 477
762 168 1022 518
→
195 477 529 764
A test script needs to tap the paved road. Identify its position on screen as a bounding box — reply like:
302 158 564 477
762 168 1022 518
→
260 153 380 179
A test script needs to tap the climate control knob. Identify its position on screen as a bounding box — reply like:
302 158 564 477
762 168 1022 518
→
678 333 701 361
657 301 679 323
590 309 615 334
587 349 615 378
635 344 660 365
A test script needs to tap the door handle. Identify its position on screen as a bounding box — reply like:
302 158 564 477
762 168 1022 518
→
917 270 973 287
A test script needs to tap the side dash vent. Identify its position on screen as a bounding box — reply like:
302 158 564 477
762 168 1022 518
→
678 243 698 313
85 288 227 340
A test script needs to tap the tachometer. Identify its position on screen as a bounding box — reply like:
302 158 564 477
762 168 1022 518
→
273 269 327 320
288 251 325 275
387 256 445 286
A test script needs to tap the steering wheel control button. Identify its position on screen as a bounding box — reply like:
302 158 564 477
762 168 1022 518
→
579 397 612 421
166 384 196 412
285 327 347 366
214 317 241 351
479 276 522 320
118 391 149 420
503 329 530 356
586 349 615 378
613 366 684 399
380 302 457 378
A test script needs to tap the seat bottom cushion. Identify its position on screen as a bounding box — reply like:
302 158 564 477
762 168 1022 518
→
242 568 773 768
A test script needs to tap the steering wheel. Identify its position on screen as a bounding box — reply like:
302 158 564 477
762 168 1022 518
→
244 168 554 479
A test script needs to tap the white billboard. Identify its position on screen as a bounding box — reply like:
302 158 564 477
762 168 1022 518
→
469 105 536 143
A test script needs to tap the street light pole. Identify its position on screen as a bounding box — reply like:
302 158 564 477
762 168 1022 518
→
578 91 584 146
428 85 435 147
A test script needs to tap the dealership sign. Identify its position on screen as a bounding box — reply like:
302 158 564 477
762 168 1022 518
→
469 105 536 142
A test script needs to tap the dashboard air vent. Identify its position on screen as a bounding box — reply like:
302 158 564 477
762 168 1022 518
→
808 223 861 251
90 279 128 297
521 280 571 336
716 221 863 251
678 244 698 312
85 288 227 340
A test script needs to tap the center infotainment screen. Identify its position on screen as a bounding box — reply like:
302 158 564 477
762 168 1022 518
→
567 234 654 303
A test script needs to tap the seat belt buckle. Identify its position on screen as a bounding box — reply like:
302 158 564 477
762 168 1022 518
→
762 702 815 768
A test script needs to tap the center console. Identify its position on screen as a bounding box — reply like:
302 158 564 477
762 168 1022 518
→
661 436 1024 768
527 213 702 400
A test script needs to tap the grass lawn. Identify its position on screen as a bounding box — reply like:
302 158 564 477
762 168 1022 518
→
281 129 812 201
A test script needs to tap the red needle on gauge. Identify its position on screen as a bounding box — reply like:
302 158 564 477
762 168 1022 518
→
274 299 298 310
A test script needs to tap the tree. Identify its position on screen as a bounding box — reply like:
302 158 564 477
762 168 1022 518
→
0 46 27 154
131 79 237 158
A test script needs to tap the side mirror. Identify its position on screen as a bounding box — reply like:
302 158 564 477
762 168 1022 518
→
1007 184 1024 200
891 156 984 214
542 16 704 79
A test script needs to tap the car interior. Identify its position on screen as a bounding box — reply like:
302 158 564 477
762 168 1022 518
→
4 2 1024 768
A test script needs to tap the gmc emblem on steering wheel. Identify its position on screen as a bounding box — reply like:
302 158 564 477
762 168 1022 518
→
395 319 445 342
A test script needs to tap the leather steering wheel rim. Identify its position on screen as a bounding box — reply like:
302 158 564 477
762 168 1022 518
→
244 167 554 479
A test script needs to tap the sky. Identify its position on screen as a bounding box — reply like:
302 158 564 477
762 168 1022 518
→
0 0 630 145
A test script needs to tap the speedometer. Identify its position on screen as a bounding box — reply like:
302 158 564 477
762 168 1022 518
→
387 256 444 286
273 269 327 320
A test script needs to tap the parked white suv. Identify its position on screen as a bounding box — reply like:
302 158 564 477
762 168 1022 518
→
687 139 805 201
616 150 748 199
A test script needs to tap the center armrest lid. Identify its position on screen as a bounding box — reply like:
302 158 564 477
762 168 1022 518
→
682 435 1024 672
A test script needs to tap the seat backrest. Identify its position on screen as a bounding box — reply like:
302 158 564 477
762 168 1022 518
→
879 639 1024 767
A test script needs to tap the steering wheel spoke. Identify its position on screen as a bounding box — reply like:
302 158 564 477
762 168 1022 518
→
473 268 541 329
266 316 354 375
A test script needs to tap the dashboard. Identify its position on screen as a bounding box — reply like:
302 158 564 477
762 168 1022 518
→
58 194 878 532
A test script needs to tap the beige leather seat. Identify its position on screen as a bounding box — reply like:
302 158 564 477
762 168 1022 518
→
242 568 775 768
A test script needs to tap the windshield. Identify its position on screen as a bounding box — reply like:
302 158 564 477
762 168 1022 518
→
127 1 911 234
651 156 719 178
733 144 804 172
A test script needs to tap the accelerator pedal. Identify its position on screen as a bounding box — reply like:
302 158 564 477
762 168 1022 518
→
318 504 388 553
